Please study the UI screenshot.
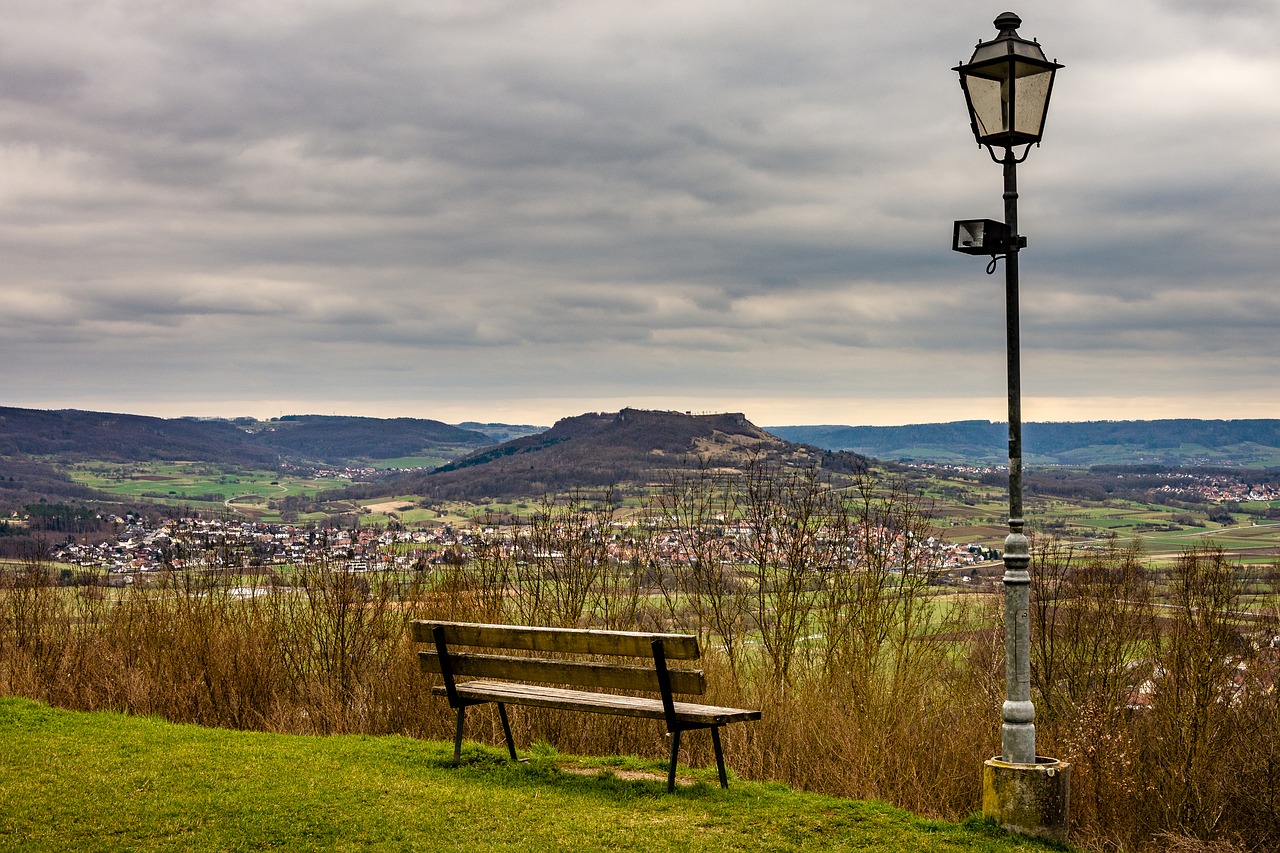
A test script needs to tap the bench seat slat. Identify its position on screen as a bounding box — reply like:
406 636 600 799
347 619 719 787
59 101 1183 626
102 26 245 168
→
419 651 706 695
411 620 701 660
432 680 762 726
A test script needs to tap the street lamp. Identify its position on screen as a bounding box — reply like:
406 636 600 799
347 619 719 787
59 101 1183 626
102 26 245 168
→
954 6 1059 768
952 12 1069 841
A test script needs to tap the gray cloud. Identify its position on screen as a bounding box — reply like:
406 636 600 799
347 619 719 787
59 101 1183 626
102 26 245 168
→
1 0 1278 426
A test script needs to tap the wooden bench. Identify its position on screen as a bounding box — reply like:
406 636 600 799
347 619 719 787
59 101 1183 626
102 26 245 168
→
411 620 761 792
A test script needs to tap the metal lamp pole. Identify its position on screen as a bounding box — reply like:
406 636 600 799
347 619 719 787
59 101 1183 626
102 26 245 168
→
998 144 1034 765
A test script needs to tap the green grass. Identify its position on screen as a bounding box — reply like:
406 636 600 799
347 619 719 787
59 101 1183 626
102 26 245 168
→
0 698 1067 852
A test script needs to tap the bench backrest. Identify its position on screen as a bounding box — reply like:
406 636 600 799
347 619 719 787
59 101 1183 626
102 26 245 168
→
412 620 706 696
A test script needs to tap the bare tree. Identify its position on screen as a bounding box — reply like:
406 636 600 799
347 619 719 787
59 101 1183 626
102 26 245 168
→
651 464 751 676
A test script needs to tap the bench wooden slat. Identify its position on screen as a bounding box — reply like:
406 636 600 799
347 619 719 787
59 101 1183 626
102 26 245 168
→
419 651 706 695
411 620 701 660
431 681 762 726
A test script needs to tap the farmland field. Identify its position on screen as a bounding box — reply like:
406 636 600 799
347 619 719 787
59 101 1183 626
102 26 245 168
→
68 461 350 520
919 469 1280 567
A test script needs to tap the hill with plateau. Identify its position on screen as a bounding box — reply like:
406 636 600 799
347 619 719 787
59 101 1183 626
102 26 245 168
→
366 408 869 500
769 419 1280 467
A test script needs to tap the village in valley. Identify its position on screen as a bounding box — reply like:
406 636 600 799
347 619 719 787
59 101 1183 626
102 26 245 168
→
33 454 1280 587
49 511 1002 584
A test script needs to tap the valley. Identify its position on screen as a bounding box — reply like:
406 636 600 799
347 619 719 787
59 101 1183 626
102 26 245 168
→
0 405 1275 571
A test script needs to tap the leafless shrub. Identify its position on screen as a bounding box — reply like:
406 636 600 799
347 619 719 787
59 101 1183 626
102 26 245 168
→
0 549 64 691
1028 537 1157 842
485 489 644 629
1029 540 1280 851
651 465 751 677
1151 833 1247 853
1142 547 1256 843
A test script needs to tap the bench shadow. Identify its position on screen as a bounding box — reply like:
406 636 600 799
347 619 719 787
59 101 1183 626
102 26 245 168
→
423 742 730 802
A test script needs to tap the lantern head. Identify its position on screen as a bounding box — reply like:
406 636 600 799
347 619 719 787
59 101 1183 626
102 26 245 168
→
955 12 1062 149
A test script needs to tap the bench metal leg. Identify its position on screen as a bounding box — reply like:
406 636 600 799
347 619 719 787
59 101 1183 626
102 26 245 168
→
711 727 732 788
667 729 682 793
453 705 466 765
497 703 518 761
711 726 729 789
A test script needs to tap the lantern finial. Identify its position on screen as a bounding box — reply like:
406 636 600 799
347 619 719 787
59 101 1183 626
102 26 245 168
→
994 12 1022 34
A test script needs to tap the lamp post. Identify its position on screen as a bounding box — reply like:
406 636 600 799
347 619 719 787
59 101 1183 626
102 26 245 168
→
952 12 1070 841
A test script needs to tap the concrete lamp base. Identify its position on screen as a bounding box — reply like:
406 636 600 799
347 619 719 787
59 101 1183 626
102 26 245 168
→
982 756 1070 843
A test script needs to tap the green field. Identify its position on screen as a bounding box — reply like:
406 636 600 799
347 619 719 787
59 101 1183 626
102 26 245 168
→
0 698 1065 853
67 461 350 520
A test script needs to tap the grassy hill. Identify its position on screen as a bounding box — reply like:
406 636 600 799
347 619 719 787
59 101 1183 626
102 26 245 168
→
0 698 1064 852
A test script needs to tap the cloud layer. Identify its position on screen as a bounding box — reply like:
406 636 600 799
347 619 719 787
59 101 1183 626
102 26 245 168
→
2 0 1279 426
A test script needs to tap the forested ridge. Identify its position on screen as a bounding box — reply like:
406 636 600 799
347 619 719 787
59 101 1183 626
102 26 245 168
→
770 418 1280 466
0 407 489 465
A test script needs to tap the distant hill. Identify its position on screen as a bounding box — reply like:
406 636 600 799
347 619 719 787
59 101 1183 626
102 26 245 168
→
7 404 1280 471
0 407 491 466
0 407 279 464
256 415 488 461
767 419 1280 467
456 422 548 444
369 408 868 500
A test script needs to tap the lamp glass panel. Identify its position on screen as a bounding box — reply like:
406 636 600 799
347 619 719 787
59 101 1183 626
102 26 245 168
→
962 58 1054 143
1012 65 1053 138
965 74 1008 137
958 221 986 249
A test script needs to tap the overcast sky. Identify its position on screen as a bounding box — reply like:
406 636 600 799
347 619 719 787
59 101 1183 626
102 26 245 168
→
2 0 1278 428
